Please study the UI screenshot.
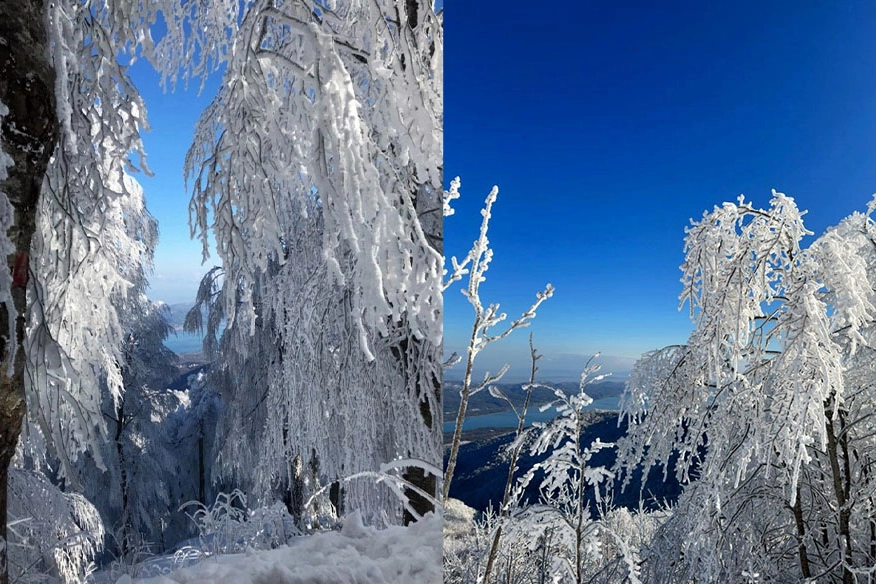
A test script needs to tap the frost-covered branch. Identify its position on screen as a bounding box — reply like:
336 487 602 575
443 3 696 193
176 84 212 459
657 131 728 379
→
176 0 443 526
617 192 876 582
186 0 443 356
481 334 541 583
7 468 104 584
443 178 553 504
514 360 622 584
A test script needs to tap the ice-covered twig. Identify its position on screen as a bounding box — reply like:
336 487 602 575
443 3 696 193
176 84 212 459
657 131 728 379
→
442 179 553 504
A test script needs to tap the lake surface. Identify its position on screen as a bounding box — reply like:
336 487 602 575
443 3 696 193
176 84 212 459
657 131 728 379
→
164 330 205 355
443 396 621 433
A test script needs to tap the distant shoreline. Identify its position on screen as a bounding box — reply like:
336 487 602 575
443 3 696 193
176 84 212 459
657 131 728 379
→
443 395 621 435
175 351 209 366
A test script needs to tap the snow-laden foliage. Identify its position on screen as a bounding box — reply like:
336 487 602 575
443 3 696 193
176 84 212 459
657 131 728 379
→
7 467 104 584
189 205 439 524
68 297 183 559
618 193 876 582
444 496 660 584
185 0 443 355
477 336 545 583
20 0 163 479
162 370 223 532
1 0 442 579
444 345 649 584
2 0 240 492
181 1 443 525
15 0 442 490
442 183 648 583
514 362 640 584
179 490 299 557
442 498 484 583
444 502 543 584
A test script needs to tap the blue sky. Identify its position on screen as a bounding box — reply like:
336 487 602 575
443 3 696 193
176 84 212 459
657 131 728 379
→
128 3 876 380
444 1 876 380
129 62 220 305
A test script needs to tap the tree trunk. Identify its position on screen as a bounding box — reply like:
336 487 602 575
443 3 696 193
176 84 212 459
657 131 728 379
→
286 454 305 526
484 525 504 584
0 2 58 582
329 480 344 517
115 403 131 558
865 456 876 564
575 466 586 584
825 404 854 584
391 332 439 524
792 484 812 579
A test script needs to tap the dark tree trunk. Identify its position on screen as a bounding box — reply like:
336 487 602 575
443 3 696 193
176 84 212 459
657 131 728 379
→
825 403 854 584
308 448 321 527
402 463 434 524
793 484 812 580
391 331 440 525
329 480 344 517
405 358 438 524
114 403 132 558
0 2 58 582
285 454 305 526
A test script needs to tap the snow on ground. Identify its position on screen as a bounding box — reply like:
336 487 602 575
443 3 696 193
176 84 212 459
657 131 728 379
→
116 512 441 584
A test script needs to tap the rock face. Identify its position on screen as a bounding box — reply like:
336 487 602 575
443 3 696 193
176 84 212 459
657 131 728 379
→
444 410 687 514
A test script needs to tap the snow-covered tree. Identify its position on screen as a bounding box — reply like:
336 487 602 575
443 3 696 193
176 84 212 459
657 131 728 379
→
0 0 163 577
617 192 876 582
183 0 443 524
6 467 104 584
444 499 552 584
189 198 436 525
167 368 222 509
1 1 442 578
515 361 640 584
186 0 443 353
480 335 543 583
0 6 61 579
68 296 181 559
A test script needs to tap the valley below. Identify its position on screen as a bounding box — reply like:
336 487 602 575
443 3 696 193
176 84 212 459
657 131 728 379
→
443 380 685 516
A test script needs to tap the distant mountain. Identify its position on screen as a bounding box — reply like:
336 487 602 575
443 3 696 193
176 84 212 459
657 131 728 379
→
443 354 637 384
162 302 195 330
443 379 626 419
444 411 685 514
157 303 210 364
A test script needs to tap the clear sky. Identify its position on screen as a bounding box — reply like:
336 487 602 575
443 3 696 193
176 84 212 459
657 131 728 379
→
444 2 876 381
126 3 876 380
128 61 221 305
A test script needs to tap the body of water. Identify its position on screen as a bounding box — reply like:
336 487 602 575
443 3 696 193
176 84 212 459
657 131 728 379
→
164 330 205 355
443 396 621 433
